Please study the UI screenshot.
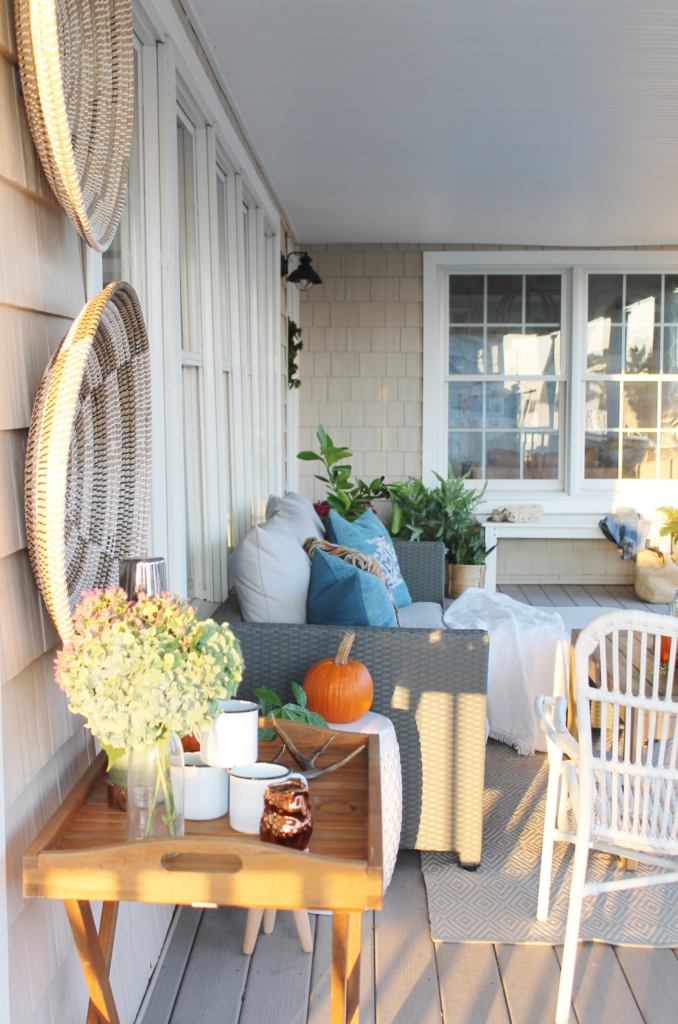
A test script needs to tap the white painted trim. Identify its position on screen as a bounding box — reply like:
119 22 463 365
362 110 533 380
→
83 243 103 299
134 0 281 233
423 248 678 514
157 38 187 595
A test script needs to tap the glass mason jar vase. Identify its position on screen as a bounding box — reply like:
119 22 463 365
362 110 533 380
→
126 733 185 841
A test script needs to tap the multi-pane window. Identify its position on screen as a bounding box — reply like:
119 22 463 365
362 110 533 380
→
585 274 678 480
447 274 563 481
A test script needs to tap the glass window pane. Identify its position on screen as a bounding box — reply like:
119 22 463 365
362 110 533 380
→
487 275 522 324
449 276 484 324
448 432 482 479
664 275 678 323
449 327 484 374
588 274 623 323
586 381 620 432
486 381 523 428
523 381 559 429
486 433 520 478
587 319 622 374
585 432 619 478
623 381 657 429
625 274 661 310
492 329 560 376
525 275 561 324
448 381 483 427
662 381 678 429
663 325 678 373
660 432 678 479
626 322 659 373
524 433 559 480
621 433 657 479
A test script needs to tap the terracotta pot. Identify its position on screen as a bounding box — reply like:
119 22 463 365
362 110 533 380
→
446 563 486 599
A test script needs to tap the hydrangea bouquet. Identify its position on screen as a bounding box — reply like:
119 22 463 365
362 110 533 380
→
55 588 244 837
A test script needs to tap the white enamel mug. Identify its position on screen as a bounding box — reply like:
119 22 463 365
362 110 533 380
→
200 699 259 768
228 763 290 834
183 754 229 820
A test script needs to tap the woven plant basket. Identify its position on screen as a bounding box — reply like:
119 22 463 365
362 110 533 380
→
447 563 486 600
25 282 151 642
14 0 134 251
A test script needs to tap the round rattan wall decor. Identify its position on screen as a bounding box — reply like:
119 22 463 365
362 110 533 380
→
14 0 134 251
25 282 152 642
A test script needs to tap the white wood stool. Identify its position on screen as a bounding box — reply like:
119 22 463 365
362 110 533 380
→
242 908 313 954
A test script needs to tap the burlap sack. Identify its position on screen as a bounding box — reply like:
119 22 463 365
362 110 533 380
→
635 549 678 604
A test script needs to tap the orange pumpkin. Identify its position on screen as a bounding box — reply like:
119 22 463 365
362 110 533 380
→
303 630 373 724
661 634 672 663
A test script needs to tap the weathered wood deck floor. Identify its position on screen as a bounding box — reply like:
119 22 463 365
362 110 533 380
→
139 851 678 1024
496 582 667 613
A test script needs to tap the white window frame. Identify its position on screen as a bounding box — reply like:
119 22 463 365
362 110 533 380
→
117 0 284 601
424 250 678 515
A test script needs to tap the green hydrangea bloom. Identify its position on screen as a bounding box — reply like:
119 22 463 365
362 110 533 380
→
55 589 244 750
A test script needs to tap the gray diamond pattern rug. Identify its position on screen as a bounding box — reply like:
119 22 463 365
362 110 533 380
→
422 740 678 947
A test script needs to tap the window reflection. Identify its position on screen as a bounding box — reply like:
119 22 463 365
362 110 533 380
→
585 273 678 479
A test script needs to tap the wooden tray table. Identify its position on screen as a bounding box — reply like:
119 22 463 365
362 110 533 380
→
23 722 382 1024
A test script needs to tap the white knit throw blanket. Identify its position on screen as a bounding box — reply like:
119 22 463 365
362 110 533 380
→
443 588 569 755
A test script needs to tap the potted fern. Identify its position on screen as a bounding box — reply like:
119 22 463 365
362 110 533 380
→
391 473 494 598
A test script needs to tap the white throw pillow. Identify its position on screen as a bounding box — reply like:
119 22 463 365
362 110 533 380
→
229 516 310 623
265 492 325 544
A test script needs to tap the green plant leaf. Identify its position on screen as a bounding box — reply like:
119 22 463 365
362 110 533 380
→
253 686 282 707
258 727 277 742
297 451 322 461
101 742 126 771
304 710 329 729
391 503 403 534
291 682 307 708
317 424 331 449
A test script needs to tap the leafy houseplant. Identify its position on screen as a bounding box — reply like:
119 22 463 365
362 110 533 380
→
391 473 494 597
658 506 678 550
288 319 303 389
297 424 399 521
255 682 328 741
55 588 244 838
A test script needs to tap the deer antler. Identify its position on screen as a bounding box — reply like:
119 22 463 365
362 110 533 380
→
271 720 366 778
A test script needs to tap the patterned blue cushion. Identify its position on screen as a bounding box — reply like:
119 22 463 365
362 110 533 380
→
306 548 397 628
324 510 412 608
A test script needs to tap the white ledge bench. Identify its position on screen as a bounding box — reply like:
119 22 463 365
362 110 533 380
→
478 514 606 593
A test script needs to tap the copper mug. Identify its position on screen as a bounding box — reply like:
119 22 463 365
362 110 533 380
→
259 773 313 852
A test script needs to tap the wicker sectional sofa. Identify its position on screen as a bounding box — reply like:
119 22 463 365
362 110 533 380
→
215 540 489 867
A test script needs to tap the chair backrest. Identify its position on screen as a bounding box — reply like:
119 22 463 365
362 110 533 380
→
574 609 678 853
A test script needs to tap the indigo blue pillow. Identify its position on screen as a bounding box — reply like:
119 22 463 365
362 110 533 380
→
307 548 397 628
325 510 412 608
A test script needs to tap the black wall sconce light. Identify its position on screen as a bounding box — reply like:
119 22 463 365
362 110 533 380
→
281 251 323 291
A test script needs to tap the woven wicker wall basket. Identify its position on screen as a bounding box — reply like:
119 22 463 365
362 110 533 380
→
14 0 134 251
25 282 152 642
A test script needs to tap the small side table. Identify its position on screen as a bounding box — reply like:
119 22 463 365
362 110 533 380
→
328 711 402 891
243 712 402 957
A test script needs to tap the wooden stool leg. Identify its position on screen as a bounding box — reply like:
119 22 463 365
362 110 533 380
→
331 912 348 1024
292 911 313 953
263 908 276 934
86 903 119 1024
243 909 264 955
64 900 120 1024
346 912 361 1024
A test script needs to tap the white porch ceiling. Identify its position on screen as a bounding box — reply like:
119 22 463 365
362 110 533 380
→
187 0 678 245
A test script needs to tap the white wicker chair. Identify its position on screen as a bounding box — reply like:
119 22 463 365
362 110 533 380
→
535 610 678 1024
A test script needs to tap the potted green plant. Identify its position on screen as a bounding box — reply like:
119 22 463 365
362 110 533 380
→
297 424 400 522
391 473 494 598
55 588 244 839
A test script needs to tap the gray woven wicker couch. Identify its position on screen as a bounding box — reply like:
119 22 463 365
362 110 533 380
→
214 540 488 866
